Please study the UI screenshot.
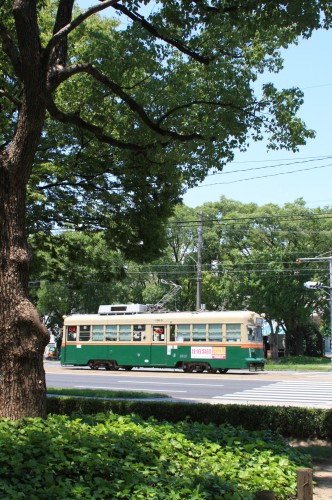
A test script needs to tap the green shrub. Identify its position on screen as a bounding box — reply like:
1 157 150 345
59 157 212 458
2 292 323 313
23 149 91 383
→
0 413 310 499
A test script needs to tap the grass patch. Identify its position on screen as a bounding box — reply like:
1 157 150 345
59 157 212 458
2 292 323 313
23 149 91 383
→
291 444 332 463
47 387 168 399
265 356 332 371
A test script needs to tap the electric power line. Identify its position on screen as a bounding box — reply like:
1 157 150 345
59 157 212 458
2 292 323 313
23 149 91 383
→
206 155 332 177
193 162 332 187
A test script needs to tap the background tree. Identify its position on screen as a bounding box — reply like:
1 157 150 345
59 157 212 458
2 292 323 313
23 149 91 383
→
30 205 200 326
33 198 332 360
164 205 201 309
193 198 332 357
1 0 331 419
29 231 127 328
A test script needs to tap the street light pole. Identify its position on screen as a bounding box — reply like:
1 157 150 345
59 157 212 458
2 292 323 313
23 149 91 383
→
297 254 332 364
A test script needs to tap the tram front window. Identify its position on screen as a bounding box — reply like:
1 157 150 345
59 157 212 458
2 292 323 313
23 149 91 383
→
247 326 262 341
248 327 255 341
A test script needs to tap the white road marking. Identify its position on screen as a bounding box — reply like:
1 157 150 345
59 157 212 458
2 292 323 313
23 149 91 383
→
118 380 224 387
74 385 186 393
213 381 332 407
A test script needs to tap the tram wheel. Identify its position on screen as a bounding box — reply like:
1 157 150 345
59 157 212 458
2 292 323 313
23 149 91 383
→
123 366 133 371
219 369 229 374
88 362 98 370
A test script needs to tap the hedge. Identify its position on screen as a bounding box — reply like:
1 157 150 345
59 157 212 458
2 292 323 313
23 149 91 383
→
46 397 332 441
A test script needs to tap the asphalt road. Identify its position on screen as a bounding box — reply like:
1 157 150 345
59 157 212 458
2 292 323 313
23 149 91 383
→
45 361 332 408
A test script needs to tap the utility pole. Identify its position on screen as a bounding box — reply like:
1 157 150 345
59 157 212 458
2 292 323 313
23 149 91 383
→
196 211 203 311
297 254 332 364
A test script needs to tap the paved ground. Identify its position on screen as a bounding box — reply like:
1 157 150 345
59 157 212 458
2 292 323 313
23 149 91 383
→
313 462 332 499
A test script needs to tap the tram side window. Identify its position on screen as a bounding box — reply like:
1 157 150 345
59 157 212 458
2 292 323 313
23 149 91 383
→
119 325 131 341
92 325 104 341
226 324 241 342
67 326 77 341
105 325 117 341
133 324 145 341
208 324 223 342
193 324 206 341
176 324 191 342
79 325 91 342
153 326 165 342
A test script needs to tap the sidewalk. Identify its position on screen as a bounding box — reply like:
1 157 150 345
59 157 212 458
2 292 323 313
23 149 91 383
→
313 462 332 499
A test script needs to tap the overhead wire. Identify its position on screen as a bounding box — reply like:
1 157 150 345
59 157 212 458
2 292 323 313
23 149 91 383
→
223 153 332 164
192 162 332 186
165 213 332 229
206 155 332 177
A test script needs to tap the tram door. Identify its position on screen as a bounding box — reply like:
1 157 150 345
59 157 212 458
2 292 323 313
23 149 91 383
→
150 325 167 365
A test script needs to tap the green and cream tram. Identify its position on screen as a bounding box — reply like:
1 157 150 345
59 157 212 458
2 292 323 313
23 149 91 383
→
61 304 265 373
61 305 265 372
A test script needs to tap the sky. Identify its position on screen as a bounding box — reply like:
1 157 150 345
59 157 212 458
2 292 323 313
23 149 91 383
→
183 28 332 210
77 1 332 210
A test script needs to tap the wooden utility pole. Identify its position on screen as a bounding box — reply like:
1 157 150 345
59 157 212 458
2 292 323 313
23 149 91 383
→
196 211 203 310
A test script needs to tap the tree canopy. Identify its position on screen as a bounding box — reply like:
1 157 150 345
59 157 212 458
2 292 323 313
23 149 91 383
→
3 1 332 258
1 0 332 419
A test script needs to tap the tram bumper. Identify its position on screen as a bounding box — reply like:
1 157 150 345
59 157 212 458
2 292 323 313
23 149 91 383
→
245 358 265 371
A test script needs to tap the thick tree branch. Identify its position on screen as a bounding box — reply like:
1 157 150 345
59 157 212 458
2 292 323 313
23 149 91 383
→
45 0 212 66
0 88 21 108
51 0 75 67
191 0 275 15
113 3 213 65
12 0 43 75
45 95 148 151
0 21 22 78
49 63 203 141
157 99 257 125
36 176 120 192
44 0 120 61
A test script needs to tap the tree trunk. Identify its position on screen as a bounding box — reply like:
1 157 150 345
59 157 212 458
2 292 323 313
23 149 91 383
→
285 325 304 356
269 332 279 360
0 0 68 418
0 95 49 419
0 163 49 419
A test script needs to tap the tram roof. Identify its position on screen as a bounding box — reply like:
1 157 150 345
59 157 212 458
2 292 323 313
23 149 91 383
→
64 310 259 323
